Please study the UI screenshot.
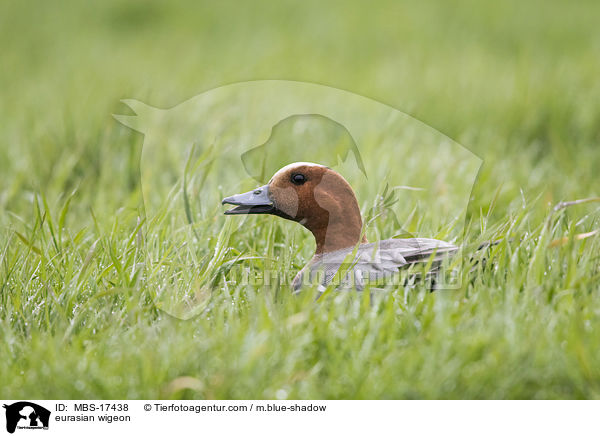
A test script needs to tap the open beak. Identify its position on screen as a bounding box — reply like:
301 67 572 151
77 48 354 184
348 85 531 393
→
221 184 276 215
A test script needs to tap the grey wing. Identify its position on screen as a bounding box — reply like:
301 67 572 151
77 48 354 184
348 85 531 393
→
378 238 458 264
293 238 458 292
338 238 458 288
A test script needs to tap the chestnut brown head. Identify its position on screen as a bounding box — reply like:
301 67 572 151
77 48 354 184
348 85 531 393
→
222 162 366 254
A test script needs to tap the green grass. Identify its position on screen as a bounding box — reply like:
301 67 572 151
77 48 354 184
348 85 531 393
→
1 0 600 399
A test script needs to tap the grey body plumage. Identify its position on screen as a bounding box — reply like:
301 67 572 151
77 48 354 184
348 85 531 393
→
292 237 458 292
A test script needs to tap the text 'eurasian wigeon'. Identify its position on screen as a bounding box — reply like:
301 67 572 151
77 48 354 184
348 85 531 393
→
222 162 457 292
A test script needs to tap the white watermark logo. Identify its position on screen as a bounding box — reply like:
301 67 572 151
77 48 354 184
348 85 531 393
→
115 80 481 319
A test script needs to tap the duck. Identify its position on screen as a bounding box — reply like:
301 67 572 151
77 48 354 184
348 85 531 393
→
222 162 458 293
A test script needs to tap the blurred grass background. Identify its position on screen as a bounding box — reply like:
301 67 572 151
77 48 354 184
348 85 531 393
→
2 0 600 214
1 0 599 399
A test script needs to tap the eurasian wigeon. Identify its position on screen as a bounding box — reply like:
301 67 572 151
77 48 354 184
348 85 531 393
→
222 162 457 292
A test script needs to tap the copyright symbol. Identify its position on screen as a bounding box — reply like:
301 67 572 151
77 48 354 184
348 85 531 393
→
144 404 152 411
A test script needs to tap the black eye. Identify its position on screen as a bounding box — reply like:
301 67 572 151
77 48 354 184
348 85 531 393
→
291 173 306 185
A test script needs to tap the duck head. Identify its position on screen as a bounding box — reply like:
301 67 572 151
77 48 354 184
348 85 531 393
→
222 162 367 254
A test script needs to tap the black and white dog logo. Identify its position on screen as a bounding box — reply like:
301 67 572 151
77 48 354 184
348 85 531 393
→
3 402 50 433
